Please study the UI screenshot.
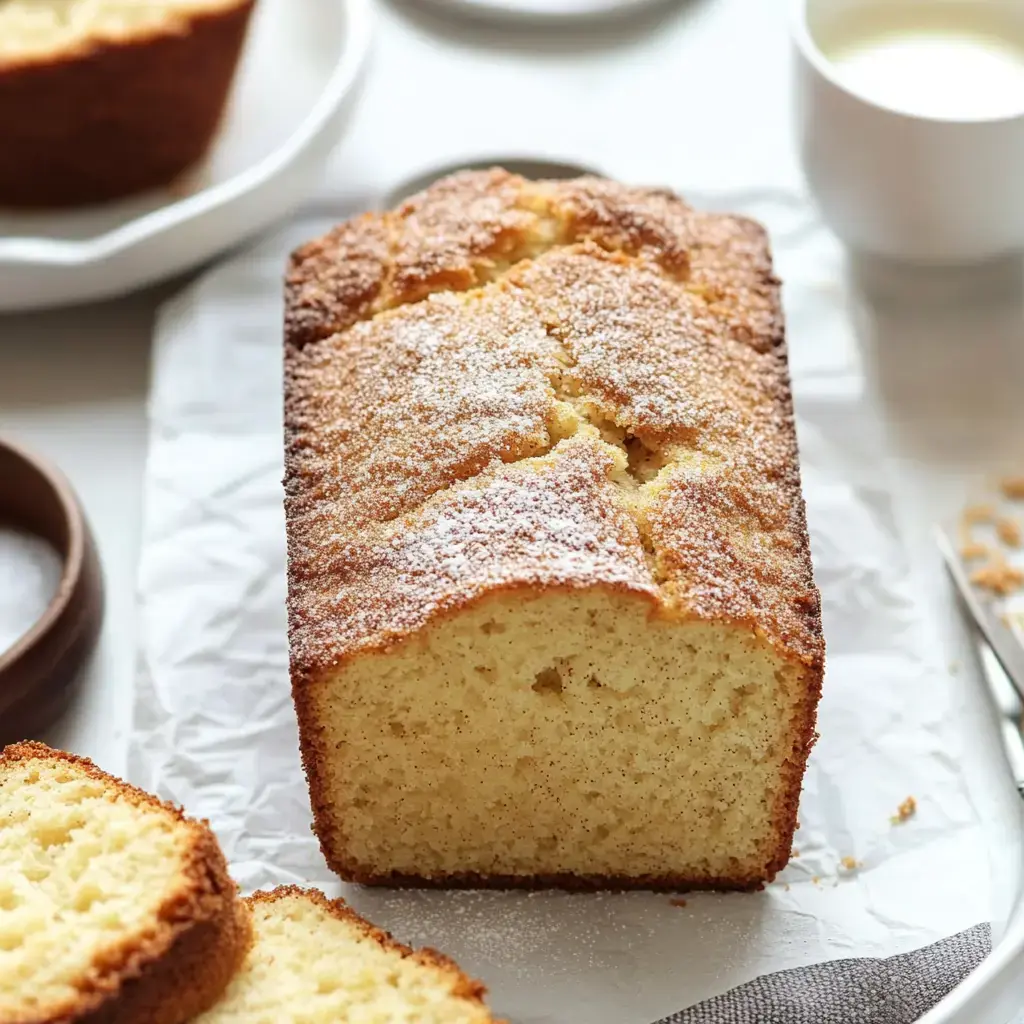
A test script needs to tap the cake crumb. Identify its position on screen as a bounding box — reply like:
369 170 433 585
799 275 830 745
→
960 505 996 560
840 856 861 871
811 876 820 885
960 541 990 561
1001 478 1024 500
997 517 1023 548
669 898 687 908
890 795 917 824
790 848 799 858
784 883 790 891
963 503 996 524
971 557 1024 596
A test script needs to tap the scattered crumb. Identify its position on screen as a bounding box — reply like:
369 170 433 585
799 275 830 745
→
890 795 917 824
669 898 687 908
811 876 820 885
794 820 801 829
997 517 1023 548
840 856 861 871
784 883 790 892
960 504 997 562
790 848 799 858
970 556 1024 596
963 503 996 524
958 492 1024 590
960 540 991 561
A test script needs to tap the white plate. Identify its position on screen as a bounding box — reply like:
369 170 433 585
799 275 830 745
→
381 156 603 208
416 0 670 21
0 0 373 313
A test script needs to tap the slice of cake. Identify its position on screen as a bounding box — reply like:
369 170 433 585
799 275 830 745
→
0 0 255 207
194 886 501 1024
284 169 825 891
0 742 250 1024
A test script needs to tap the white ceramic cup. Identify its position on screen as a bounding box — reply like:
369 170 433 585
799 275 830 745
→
792 0 1024 264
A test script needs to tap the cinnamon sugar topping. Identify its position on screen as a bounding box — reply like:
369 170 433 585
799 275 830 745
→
284 171 822 678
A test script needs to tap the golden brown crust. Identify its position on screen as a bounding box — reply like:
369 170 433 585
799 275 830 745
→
244 886 501 1020
0 1 254 208
284 168 727 350
316 865 768 894
0 742 251 1024
283 170 824 892
284 172 823 672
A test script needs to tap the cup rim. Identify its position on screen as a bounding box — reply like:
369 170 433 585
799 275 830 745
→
789 0 1024 126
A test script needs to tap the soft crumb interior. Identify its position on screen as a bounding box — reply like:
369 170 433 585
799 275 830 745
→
313 589 808 885
195 895 491 1024
0 0 243 58
0 760 189 1017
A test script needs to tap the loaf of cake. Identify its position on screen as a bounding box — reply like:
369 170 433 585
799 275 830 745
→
0 741 250 1024
194 886 501 1023
284 169 825 891
0 0 255 207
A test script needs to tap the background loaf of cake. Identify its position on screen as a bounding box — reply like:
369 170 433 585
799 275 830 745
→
0 0 255 207
0 741 250 1024
283 169 825 891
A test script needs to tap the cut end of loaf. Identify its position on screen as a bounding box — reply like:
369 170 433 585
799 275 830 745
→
0 741 249 1024
194 887 500 1024
299 587 816 890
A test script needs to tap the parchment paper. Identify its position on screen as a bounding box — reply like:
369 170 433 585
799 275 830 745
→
128 195 997 1024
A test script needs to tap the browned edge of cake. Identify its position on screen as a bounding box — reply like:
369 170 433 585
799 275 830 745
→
281 169 825 892
0 741 252 1024
246 886 503 1021
0 1 256 208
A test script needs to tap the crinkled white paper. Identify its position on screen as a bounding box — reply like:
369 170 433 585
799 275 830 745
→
129 196 1002 1023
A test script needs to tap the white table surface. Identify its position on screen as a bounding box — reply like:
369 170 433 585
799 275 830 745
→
1 0 1023 801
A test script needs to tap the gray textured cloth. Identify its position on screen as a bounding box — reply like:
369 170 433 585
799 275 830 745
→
654 924 991 1024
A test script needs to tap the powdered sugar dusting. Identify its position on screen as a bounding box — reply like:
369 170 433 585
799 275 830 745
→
289 438 657 670
284 171 823 677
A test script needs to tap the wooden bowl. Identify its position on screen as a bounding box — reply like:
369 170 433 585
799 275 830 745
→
0 437 103 744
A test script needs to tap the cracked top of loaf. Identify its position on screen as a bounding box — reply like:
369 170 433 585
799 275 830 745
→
283 169 823 680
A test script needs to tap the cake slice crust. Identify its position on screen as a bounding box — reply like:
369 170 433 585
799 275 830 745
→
0 0 255 207
194 887 501 1024
0 1 250 66
0 742 250 1024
